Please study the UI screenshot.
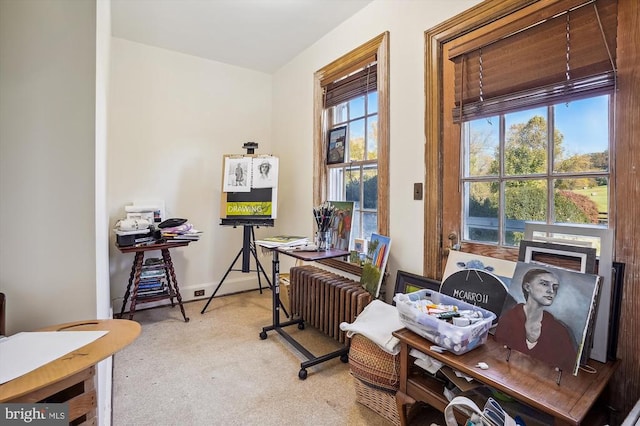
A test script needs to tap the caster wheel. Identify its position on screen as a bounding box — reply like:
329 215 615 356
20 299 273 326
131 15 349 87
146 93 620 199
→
184 317 190 322
298 369 308 380
298 322 305 330
259 331 267 340
340 354 349 363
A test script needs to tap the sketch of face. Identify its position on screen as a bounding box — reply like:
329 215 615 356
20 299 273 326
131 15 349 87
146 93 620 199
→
259 162 270 176
524 272 559 307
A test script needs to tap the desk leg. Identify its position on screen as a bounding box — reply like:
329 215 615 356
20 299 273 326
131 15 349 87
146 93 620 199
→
260 251 332 380
261 250 302 337
273 250 280 326
119 252 143 319
127 252 145 320
161 249 190 322
396 390 415 426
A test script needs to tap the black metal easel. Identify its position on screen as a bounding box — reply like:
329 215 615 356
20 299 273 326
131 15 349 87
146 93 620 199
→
200 142 288 316
200 220 283 314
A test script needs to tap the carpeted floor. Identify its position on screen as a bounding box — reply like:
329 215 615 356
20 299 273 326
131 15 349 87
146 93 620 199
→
112 289 446 425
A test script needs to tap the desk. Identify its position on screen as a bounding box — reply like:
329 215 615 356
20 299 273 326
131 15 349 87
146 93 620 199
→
0 319 140 425
117 242 190 322
393 328 619 426
259 247 350 379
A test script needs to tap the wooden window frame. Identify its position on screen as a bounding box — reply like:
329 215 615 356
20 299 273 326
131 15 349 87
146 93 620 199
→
423 0 624 276
423 0 639 416
313 32 390 275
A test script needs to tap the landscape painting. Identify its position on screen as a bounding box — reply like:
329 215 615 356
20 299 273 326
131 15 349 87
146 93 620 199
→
360 233 391 299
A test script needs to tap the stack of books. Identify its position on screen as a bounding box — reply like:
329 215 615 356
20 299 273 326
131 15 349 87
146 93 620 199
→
137 258 169 298
161 223 202 243
254 235 309 249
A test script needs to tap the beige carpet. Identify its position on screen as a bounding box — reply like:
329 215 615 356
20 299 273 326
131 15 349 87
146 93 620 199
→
112 289 445 426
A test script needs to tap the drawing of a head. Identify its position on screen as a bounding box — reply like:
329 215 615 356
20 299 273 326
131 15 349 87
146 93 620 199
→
522 268 560 306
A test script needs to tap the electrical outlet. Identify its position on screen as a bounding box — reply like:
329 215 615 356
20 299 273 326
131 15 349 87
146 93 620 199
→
194 289 205 297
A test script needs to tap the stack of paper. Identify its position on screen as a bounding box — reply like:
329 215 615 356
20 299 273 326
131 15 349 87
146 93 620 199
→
0 331 108 384
161 223 203 242
254 235 309 248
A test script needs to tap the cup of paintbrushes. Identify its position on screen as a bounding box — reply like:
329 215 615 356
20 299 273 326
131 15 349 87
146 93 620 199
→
315 230 332 251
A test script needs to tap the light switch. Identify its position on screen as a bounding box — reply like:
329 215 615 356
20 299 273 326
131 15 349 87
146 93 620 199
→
413 183 423 200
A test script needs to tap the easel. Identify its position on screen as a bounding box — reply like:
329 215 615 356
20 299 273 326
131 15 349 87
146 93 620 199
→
200 219 282 314
505 345 564 385
201 142 288 316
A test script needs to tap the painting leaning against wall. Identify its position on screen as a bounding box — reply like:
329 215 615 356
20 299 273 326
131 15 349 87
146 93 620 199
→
360 233 391 299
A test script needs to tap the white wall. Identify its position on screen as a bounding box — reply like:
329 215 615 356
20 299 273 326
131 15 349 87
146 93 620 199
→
108 38 273 307
272 0 481 300
0 0 98 334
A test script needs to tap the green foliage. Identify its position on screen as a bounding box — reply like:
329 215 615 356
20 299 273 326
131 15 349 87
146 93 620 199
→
573 186 608 212
469 195 498 218
467 186 601 239
361 263 381 295
361 239 382 296
589 150 609 170
472 114 606 230
363 175 377 208
555 190 600 224
367 238 380 257
490 116 565 177
504 186 547 221
346 174 378 209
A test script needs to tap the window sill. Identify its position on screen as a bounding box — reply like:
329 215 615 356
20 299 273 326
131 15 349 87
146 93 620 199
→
317 258 363 277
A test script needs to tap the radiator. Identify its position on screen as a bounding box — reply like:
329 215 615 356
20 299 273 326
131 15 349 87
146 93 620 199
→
290 265 372 344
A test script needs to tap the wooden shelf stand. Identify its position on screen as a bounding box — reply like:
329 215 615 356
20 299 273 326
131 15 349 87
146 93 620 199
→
117 242 190 322
393 328 619 426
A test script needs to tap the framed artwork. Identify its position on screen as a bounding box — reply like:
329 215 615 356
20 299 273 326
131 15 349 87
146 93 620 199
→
327 201 354 250
326 126 346 164
393 270 440 302
441 251 516 327
523 223 613 363
518 240 596 274
353 238 367 253
360 233 391 299
608 262 625 361
495 261 600 376
518 240 597 364
443 251 516 288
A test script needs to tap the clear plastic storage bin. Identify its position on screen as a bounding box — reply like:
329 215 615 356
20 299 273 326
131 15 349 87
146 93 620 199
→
394 289 496 355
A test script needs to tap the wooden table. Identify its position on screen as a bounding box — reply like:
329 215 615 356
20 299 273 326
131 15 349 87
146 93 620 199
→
393 328 619 426
0 319 140 425
117 241 190 322
259 247 350 380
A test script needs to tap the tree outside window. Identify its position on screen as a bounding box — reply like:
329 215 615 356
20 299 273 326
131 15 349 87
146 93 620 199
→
463 95 610 246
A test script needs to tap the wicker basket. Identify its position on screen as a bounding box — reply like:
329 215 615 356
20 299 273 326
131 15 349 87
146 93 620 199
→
349 334 401 424
278 273 291 313
353 377 400 425
349 334 400 392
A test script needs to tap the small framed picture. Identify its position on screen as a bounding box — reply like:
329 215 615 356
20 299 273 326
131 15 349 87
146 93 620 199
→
518 240 596 273
393 270 441 302
326 126 347 165
353 238 367 253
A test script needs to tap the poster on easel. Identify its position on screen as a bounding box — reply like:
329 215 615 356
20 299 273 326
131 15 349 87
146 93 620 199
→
221 154 278 220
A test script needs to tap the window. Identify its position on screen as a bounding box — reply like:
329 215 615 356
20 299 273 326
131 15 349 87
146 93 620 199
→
423 0 618 277
326 85 379 244
462 95 611 247
313 33 390 248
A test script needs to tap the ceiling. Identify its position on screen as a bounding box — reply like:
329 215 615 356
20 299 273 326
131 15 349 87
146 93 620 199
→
111 0 374 74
